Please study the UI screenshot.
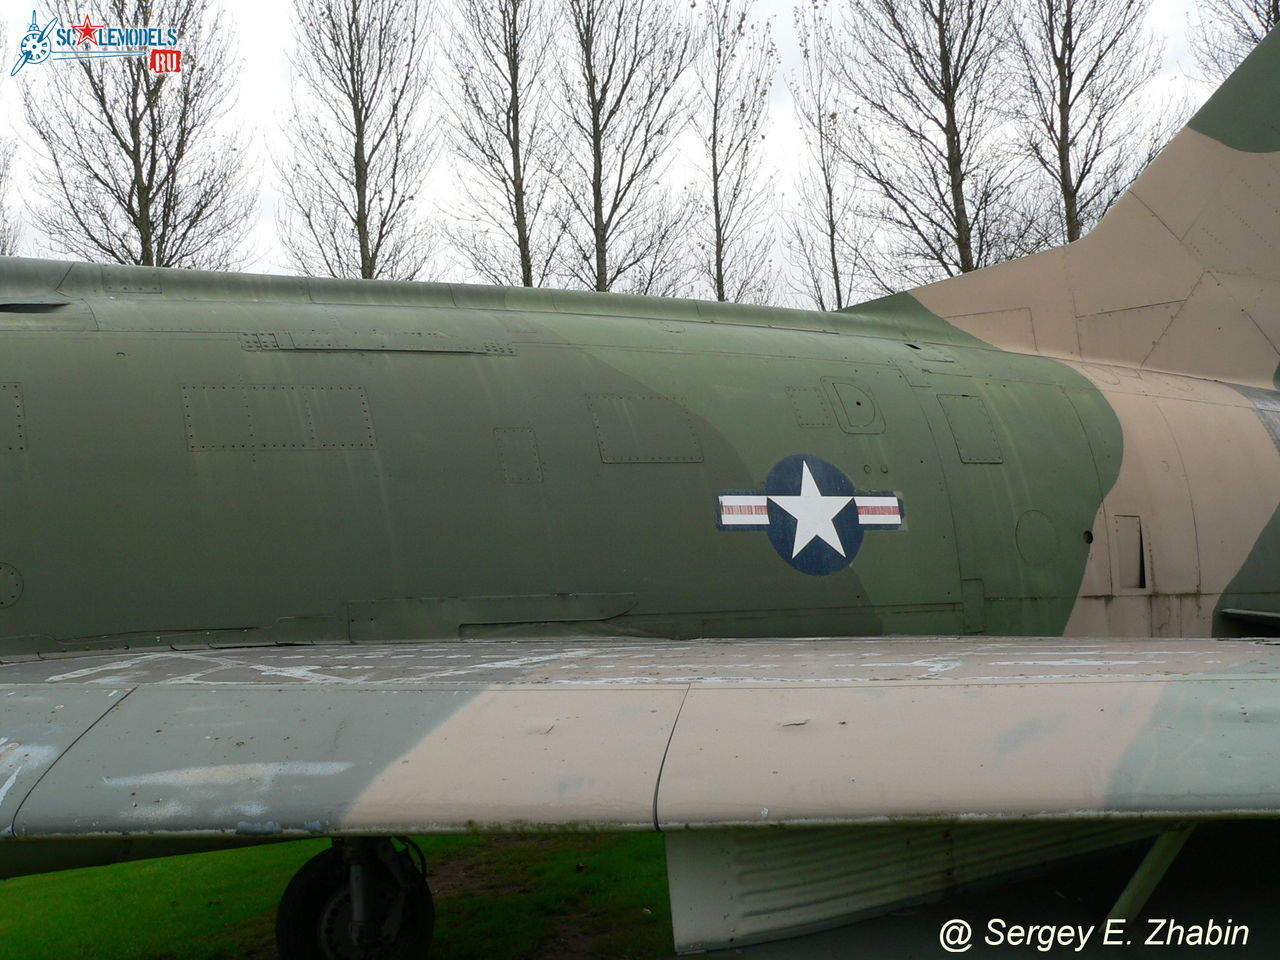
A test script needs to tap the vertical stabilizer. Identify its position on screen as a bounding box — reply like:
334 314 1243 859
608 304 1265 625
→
895 29 1280 389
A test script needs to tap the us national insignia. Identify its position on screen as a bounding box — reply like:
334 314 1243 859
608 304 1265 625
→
717 454 904 576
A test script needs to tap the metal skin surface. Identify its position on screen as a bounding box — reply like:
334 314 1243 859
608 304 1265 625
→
5 639 1280 843
2 27 1280 958
0 262 1121 649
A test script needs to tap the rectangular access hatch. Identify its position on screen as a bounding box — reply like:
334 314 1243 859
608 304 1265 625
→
938 395 1003 464
1114 515 1149 591
182 384 375 451
587 395 703 464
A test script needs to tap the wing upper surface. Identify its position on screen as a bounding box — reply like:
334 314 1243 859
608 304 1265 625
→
2 637 1279 840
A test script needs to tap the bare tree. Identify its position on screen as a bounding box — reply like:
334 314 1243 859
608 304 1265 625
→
0 141 18 257
555 0 698 294
1013 0 1165 245
1191 0 1280 81
831 0 1032 289
21 0 251 269
785 1 860 310
279 0 435 281
445 0 561 287
693 0 778 303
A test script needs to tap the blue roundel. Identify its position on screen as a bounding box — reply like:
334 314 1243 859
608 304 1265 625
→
763 455 864 576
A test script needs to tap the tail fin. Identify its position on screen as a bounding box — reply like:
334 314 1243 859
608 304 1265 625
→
902 29 1280 389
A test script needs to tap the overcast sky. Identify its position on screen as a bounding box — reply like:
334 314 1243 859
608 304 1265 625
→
0 0 1213 278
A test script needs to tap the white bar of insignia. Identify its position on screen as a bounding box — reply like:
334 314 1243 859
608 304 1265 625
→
854 496 902 524
719 495 769 526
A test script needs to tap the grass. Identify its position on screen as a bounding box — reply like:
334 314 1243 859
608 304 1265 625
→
0 834 673 960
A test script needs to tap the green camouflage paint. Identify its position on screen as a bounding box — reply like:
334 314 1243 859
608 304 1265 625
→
846 293 1123 636
1215 384 1280 634
1188 28 1280 152
0 265 1124 653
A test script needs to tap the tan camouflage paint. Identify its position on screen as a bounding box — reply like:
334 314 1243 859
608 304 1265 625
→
7 638 1279 844
911 124 1280 637
347 686 686 831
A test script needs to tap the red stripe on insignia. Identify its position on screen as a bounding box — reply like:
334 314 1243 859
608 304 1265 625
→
722 505 768 515
857 505 899 515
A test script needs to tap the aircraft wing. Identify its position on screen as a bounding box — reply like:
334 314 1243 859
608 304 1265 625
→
4 635 1280 847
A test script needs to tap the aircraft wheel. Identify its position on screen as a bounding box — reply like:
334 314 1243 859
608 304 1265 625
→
276 837 434 960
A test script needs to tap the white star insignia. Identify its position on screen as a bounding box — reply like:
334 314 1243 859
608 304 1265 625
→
768 461 854 558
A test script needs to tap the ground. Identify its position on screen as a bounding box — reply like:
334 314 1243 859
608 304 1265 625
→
0 833 673 960
6 823 1279 958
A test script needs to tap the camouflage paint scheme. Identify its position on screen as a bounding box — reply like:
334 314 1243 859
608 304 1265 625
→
2 25 1280 957
0 257 1119 650
4 638 1280 844
904 28 1280 638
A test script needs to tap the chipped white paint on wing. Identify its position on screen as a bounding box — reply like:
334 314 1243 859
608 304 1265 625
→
124 798 194 822
0 766 22 808
0 741 62 812
213 663 368 684
0 742 61 770
7 638 1278 690
423 648 605 678
43 655 166 682
861 658 962 675
103 761 353 790
42 651 362 686
992 659 1151 666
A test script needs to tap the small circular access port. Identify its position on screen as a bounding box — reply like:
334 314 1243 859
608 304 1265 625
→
1015 511 1059 567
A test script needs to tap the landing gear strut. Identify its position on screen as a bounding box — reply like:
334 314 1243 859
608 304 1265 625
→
276 837 434 960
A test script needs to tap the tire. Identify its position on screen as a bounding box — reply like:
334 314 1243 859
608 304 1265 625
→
276 843 434 960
